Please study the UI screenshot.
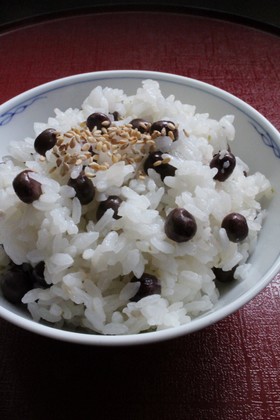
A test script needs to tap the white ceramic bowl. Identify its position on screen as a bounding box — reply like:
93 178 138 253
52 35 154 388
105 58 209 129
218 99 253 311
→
0 70 280 345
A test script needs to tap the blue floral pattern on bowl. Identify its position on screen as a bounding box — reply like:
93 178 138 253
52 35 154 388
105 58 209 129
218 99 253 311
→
249 120 280 159
0 95 47 126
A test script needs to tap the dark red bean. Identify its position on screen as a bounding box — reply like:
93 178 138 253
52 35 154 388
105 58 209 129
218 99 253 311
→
143 150 176 180
68 173 95 205
165 208 197 243
150 120 178 140
212 266 237 283
86 112 111 131
12 170 42 204
1 268 33 304
222 213 249 242
96 195 122 221
31 261 49 289
210 150 236 182
34 128 57 156
130 273 161 302
110 111 121 121
129 118 151 134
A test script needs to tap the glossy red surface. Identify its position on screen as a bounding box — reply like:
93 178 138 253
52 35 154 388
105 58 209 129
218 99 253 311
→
0 11 280 419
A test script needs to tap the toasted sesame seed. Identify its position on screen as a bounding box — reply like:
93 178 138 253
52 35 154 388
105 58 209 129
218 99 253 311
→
112 154 119 163
168 131 175 141
80 155 88 161
167 122 176 130
139 121 149 129
89 162 99 169
92 129 102 136
96 142 103 151
68 156 78 165
70 138 76 148
85 172 95 178
80 132 89 140
115 138 127 145
84 152 93 159
107 126 118 132
64 132 74 139
59 162 69 176
56 137 64 146
104 139 111 147
87 136 96 144
153 160 162 167
102 144 108 152
81 143 91 151
58 144 67 152
49 166 56 174
151 131 160 139
98 164 107 170
122 132 130 139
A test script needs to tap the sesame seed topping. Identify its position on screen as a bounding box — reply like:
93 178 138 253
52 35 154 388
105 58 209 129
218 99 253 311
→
45 119 176 177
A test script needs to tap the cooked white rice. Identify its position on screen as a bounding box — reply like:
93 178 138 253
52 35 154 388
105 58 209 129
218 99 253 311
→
0 80 272 334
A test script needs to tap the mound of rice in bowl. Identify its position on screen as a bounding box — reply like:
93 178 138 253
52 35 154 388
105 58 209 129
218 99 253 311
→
0 80 272 335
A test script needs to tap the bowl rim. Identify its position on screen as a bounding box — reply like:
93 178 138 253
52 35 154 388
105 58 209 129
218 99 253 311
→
0 69 279 346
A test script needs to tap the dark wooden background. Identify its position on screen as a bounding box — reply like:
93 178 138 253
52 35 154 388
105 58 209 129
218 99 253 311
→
1 0 280 28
